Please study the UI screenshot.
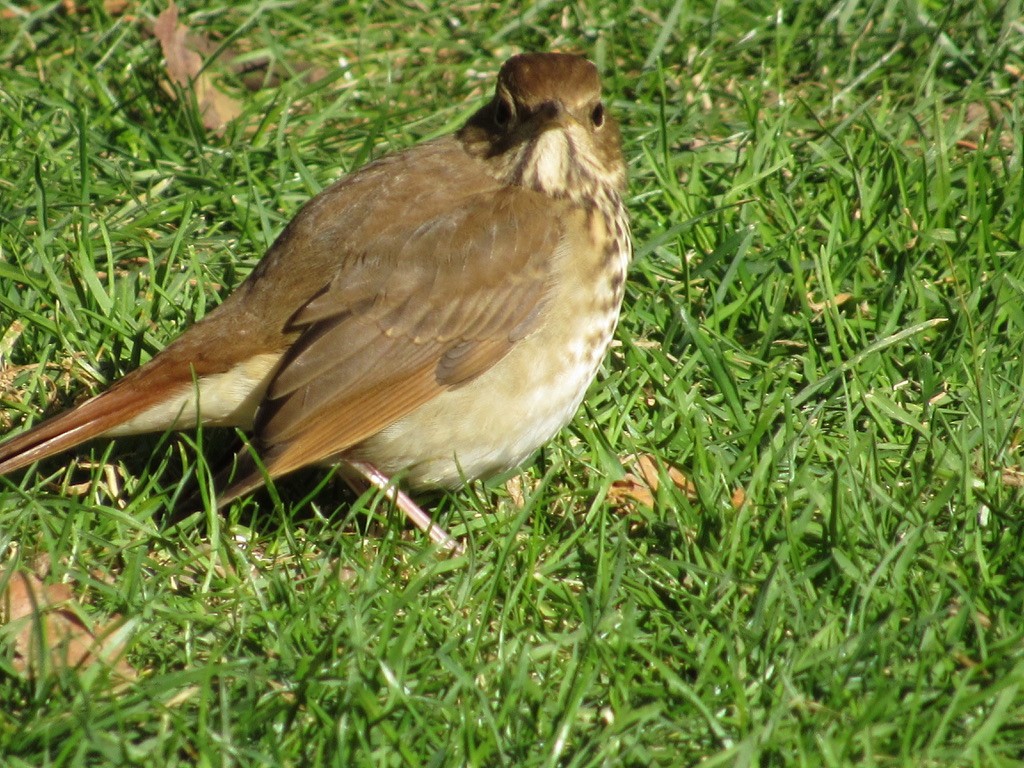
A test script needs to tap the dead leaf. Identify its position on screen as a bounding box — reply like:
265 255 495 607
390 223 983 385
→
952 650 979 669
1 568 135 680
65 460 126 504
608 473 656 507
1002 467 1024 488
609 454 698 507
153 2 241 132
504 475 527 508
807 292 853 314
635 454 696 497
731 485 746 509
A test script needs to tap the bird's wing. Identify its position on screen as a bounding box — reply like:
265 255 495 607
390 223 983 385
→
225 180 565 492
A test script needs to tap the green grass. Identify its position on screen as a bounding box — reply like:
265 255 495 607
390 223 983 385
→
2 0 1024 765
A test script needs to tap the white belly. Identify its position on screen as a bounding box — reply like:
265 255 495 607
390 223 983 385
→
353 335 607 489
352 242 626 488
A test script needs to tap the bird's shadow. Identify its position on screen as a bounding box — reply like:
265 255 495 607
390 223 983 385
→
2 429 404 534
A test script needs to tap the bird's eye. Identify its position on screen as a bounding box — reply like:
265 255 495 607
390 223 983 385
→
494 97 514 128
590 103 605 128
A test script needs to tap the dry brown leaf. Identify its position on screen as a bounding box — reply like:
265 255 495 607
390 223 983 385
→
154 3 199 86
807 292 853 313
731 485 746 509
1001 467 1024 488
1 568 135 680
609 454 697 508
44 0 132 16
504 475 527 508
635 454 697 498
153 2 241 132
608 473 655 507
952 650 980 669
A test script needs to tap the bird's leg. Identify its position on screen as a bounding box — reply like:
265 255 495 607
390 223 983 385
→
345 460 464 555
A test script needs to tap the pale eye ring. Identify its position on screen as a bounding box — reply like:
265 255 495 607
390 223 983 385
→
590 103 605 128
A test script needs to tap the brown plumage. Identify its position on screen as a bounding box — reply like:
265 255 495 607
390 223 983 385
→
0 53 631 549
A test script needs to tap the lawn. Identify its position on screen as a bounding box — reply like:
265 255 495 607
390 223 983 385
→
2 1 1024 765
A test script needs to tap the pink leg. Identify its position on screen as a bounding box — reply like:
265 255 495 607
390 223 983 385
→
346 461 464 554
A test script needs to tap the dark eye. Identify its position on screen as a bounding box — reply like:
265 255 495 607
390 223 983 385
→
494 97 514 128
590 102 605 128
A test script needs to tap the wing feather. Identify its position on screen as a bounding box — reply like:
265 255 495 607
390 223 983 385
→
231 161 567 486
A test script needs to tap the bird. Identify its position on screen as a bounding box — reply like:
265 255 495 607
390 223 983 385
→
0 52 631 551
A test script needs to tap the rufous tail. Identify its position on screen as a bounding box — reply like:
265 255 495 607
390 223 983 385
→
0 364 184 476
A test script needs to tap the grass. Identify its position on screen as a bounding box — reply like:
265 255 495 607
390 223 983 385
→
2 0 1024 765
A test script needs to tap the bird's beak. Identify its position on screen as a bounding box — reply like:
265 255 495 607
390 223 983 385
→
534 100 573 131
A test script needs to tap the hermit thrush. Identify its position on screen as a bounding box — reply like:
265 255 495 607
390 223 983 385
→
0 53 631 550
